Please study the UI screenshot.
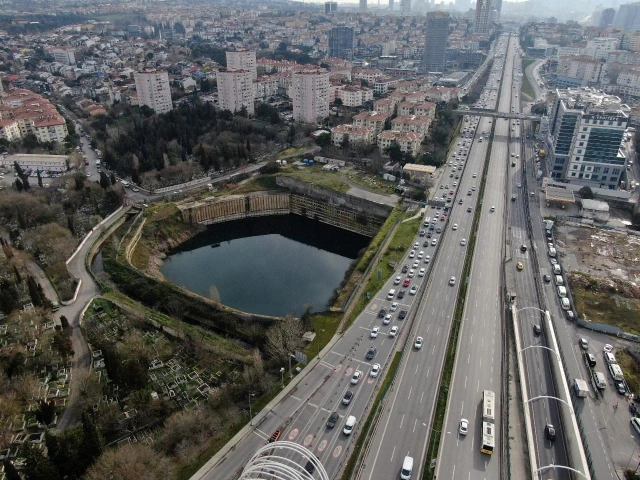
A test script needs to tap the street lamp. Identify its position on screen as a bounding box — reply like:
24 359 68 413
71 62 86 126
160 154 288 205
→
280 367 285 389
316 329 325 360
249 392 255 427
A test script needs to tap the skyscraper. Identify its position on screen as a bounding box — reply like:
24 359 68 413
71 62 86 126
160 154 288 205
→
613 2 640 32
400 0 411 14
328 26 355 60
226 50 257 79
389 0 394 10
325 1 338 13
475 0 492 34
360 0 367 11
600 8 616 27
423 11 449 73
293 70 330 124
134 71 173 114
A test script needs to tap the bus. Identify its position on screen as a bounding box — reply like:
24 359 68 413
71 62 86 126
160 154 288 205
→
481 390 496 455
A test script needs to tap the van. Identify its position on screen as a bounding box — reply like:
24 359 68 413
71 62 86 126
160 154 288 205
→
552 264 561 275
549 247 557 257
594 371 607 390
343 415 356 435
609 363 624 381
387 289 396 300
400 456 414 480
554 275 564 286
51 301 59 312
604 352 617 365
557 286 567 298
561 298 570 310
423 217 431 227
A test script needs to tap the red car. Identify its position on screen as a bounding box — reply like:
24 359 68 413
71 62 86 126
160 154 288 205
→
403 278 411 287
449 190 454 195
440 215 446 221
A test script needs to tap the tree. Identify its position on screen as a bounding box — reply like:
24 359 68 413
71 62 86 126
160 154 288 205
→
3 460 21 480
22 441 61 480
81 412 104 464
37 170 43 188
334 98 343 107
315 132 331 148
578 186 594 200
110 172 117 185
340 134 350 150
264 316 304 362
35 399 56 425
287 124 296 146
386 141 403 163
84 443 173 480
99 171 110 189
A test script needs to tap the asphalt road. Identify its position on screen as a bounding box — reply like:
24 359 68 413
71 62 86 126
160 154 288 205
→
434 33 512 480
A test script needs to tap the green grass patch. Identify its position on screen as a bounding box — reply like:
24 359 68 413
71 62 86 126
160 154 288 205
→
346 214 421 328
281 165 351 193
341 352 402 480
422 121 494 480
617 350 640 396
302 311 343 359
521 59 536 99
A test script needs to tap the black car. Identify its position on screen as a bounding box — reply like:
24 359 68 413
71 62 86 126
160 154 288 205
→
467 207 472 213
543 274 551 283
377 308 387 318
366 346 377 360
436 227 442 234
305 461 315 474
398 309 407 320
419 230 426 237
342 390 354 405
327 411 339 428
429 225 435 230
427 232 433 238
545 424 556 441
401 265 409 273
520 245 528 253
533 324 541 335
397 290 406 299
615 380 626 395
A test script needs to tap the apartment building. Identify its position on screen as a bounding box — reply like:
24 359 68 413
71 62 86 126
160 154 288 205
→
218 69 255 115
0 89 68 143
391 115 431 136
377 130 422 157
48 47 77 66
254 76 280 101
373 97 399 114
226 50 257 79
292 70 330 124
330 124 375 146
547 87 629 189
134 71 173 114
474 0 492 35
333 85 374 107
353 111 390 135
556 55 604 87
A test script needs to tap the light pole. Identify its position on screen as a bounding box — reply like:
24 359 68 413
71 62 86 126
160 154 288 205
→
249 392 255 427
288 354 293 378
316 329 324 360
280 367 285 388
627 437 639 472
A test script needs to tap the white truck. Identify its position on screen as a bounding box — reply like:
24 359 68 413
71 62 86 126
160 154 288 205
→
574 378 589 398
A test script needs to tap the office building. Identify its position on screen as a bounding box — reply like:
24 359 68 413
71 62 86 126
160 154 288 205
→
325 1 338 13
293 70 330 124
613 2 640 32
389 0 394 9
422 11 449 73
600 8 616 27
218 69 255 115
328 26 355 60
226 50 257 79
49 47 77 66
134 71 173 114
360 0 367 11
474 0 492 34
547 88 629 189
400 0 411 14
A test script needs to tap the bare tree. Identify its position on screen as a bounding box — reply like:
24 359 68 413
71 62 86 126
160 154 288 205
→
264 316 304 363
84 443 173 480
74 370 103 410
164 296 188 321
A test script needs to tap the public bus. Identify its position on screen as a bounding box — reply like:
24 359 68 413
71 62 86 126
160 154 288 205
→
481 390 496 455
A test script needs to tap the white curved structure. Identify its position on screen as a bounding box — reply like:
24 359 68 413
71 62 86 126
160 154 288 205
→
239 441 329 480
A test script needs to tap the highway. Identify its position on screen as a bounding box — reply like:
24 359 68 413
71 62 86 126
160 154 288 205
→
355 42 509 480
434 34 511 480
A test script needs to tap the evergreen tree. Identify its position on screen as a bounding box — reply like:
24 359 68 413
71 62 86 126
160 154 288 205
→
110 172 116 185
15 178 23 192
13 265 21 283
37 170 43 188
3 460 21 480
26 276 43 307
80 413 104 464
22 442 61 480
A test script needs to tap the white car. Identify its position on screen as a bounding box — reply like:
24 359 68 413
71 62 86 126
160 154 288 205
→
417 251 424 259
413 261 420 269
449 276 456 286
414 336 424 349
370 363 381 377
409 250 416 258
389 326 399 337
383 315 392 325
459 419 469 435
351 371 362 384
394 276 401 285
408 269 415 278
452 224 458 231
460 239 467 246
414 242 419 249
424 255 431 264
418 268 426 277
604 344 614 353
490 206 496 212
370 326 380 338
390 302 399 312
410 285 418 295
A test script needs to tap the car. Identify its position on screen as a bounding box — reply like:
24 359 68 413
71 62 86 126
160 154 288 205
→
517 183 522 188
452 224 458 231
424 255 431 264
397 290 406 299
517 262 524 271
419 230 425 237
615 380 626 395
370 363 381 377
394 275 402 285
370 326 380 338
389 326 399 337
549 257 558 265
417 251 424 259
409 250 415 258
467 190 472 196
530 191 535 197
401 265 409 274
86 172 92 177
436 227 442 234
533 324 542 335
459 199 463 204
351 371 362 384
365 346 377 360
449 276 456 286
342 390 354 405
412 260 419 268
431 238 438 246
543 274 551 283
473 173 477 178
132 187 140 192
327 411 340 428
460 238 467 246
459 419 469 435
579 338 589 350
418 268 426 277
520 245 527 253
383 314 392 325
472 186 476 191
390 302 399 312
410 285 418 295
490 206 496 212
545 424 556 441
398 309 407 320
566 310 575 321
604 344 614 353
467 207 473 213
403 278 411 287
414 242 420 249
414 337 424 349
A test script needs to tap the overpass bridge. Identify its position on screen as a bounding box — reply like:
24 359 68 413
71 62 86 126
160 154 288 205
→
454 108 540 121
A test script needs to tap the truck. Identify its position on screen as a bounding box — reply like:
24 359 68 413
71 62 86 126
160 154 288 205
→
574 378 589 398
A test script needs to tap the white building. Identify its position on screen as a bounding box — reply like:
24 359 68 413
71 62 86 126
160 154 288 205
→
333 85 374 107
330 124 375 146
226 50 257 79
254 76 280 101
49 48 76 66
3 154 68 172
218 69 255 115
292 70 330 124
377 130 422 157
585 38 619 61
134 71 173 114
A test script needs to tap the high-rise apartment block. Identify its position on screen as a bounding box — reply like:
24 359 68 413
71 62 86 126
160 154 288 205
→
293 70 330 124
423 11 449 73
218 69 255 115
360 0 367 11
226 50 257 79
134 71 173 114
325 1 338 13
474 0 492 34
547 88 629 189
328 26 355 60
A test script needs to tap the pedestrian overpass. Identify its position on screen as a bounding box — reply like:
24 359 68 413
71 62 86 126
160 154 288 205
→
454 108 540 121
